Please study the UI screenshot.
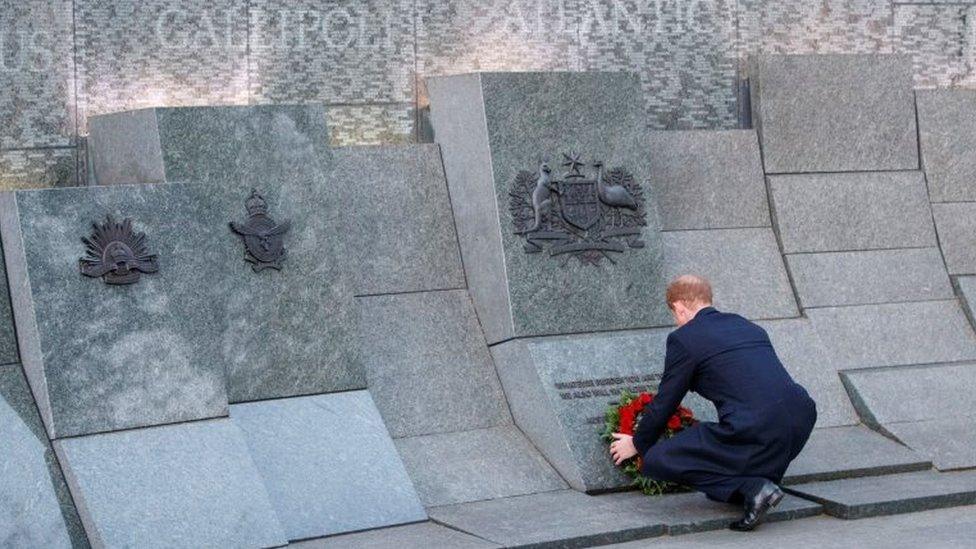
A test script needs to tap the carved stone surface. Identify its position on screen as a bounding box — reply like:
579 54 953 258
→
428 72 671 344
0 184 229 438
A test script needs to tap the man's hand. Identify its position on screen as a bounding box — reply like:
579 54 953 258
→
609 433 638 465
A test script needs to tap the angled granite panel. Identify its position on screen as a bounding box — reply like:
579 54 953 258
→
0 240 18 366
54 419 286 548
808 301 976 371
916 90 976 202
231 391 426 540
769 172 937 253
394 426 568 508
958 276 976 325
428 72 671 343
648 130 769 230
932 202 976 275
784 425 930 484
885 420 976 471
490 329 719 492
0 367 87 548
787 248 954 308
662 228 799 320
336 145 465 296
0 184 229 438
752 54 918 173
294 522 500 549
88 109 166 186
359 290 510 438
758 318 858 429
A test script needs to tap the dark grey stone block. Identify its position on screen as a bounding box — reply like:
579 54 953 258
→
807 301 976 370
662 228 798 320
787 248 954 308
359 290 511 438
0 367 87 548
427 489 667 548
490 330 719 492
603 491 821 535
335 145 465 296
757 318 858 428
394 426 567 507
958 276 976 324
88 109 167 186
932 203 976 275
0 248 18 366
783 425 930 484
54 419 286 548
647 130 770 230
917 90 976 202
884 420 976 471
230 391 426 541
768 171 936 254
290 522 500 549
752 54 918 173
785 470 976 520
0 184 229 438
428 72 671 344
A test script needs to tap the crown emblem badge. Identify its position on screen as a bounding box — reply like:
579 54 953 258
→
229 189 292 272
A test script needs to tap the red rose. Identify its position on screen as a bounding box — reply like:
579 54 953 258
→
667 415 681 430
619 409 635 434
639 393 652 405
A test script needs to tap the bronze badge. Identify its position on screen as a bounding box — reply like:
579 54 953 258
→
229 189 291 272
79 216 159 285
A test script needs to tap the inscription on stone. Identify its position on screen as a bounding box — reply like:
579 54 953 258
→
553 373 662 425
79 215 159 285
510 153 647 265
229 189 291 272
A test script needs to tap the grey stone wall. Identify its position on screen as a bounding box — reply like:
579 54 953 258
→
5 0 976 188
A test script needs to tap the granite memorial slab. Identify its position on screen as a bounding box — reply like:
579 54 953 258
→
883 420 976 471
0 184 229 438
0 367 87 548
768 171 936 254
786 248 953 308
807 301 976 370
394 425 568 507
916 90 976 202
490 329 719 492
751 54 918 173
54 419 286 548
335 145 465 296
0 256 18 366
932 203 976 275
427 72 671 344
647 130 770 231
662 228 799 320
291 522 501 549
230 391 426 540
359 289 511 438
426 489 668 548
957 276 976 326
783 425 930 484
785 470 976 520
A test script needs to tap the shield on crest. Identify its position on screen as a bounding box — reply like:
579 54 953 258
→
559 179 601 230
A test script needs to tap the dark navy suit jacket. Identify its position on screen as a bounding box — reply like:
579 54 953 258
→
632 307 816 480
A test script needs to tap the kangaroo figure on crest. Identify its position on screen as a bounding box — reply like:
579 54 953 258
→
517 163 561 234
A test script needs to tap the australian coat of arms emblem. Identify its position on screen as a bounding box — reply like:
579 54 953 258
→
229 189 291 272
509 153 646 265
79 215 159 285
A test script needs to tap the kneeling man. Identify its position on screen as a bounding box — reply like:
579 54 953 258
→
610 275 817 531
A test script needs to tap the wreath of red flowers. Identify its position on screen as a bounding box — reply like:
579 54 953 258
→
601 390 697 495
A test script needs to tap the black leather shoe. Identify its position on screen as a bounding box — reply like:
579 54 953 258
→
728 481 784 532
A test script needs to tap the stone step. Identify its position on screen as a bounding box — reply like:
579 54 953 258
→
290 522 500 548
785 470 976 520
426 489 820 548
783 425 931 484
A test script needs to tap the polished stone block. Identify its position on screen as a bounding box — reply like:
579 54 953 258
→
885 420 976 471
958 276 976 323
292 522 500 549
0 184 229 438
807 301 976 370
394 426 567 507
786 470 976 520
231 391 426 540
752 54 918 173
0 252 18 366
841 363 976 424
787 248 954 308
359 290 511 438
490 329 719 492
916 90 976 202
336 145 465 295
662 228 798 320
428 72 671 344
54 419 286 548
932 202 976 275
0 367 87 548
768 171 936 254
647 130 770 230
784 425 930 484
